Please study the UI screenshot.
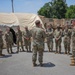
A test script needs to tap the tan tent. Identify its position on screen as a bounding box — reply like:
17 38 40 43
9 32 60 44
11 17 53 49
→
0 13 44 32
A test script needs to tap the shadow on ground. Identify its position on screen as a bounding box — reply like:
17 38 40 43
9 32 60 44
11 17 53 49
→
44 50 55 53
42 62 55 67
0 55 12 58
61 52 72 55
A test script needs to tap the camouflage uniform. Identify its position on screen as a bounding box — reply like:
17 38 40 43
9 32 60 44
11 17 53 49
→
72 27 75 57
46 28 53 52
63 28 72 54
16 30 24 53
54 28 62 53
23 29 31 52
0 30 4 56
5 31 13 54
31 26 45 66
40 25 46 51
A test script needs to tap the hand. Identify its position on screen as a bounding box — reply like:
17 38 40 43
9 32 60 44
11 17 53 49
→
46 32 48 34
25 37 29 40
56 38 58 41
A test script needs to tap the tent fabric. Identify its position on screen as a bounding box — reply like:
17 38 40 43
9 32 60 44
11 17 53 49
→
0 13 44 31
15 13 44 31
0 13 19 27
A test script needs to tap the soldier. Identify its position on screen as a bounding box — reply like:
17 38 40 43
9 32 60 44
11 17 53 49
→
63 25 72 54
71 20 75 57
23 26 31 52
16 26 25 53
54 24 62 54
5 27 13 54
0 29 5 56
70 19 75 66
46 24 54 52
31 20 46 67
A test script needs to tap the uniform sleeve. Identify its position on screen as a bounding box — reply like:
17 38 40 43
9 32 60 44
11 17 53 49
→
71 29 75 37
54 30 56 39
15 32 18 37
5 33 7 42
21 31 23 37
68 29 72 36
22 31 25 38
42 30 46 39
10 32 13 43
23 31 27 39
29 31 32 37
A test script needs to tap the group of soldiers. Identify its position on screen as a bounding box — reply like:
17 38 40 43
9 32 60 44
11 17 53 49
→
31 20 75 67
0 26 32 56
0 19 75 67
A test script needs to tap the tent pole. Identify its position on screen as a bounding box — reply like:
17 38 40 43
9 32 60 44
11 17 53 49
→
11 0 14 13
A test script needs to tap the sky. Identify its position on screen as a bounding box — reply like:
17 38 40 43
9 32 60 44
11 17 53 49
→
0 0 75 14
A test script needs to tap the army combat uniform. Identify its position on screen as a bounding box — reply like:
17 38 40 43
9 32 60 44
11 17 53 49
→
46 28 54 52
5 31 13 54
63 28 72 54
72 27 75 57
31 26 45 66
54 29 62 53
0 30 4 56
23 29 31 52
16 30 24 53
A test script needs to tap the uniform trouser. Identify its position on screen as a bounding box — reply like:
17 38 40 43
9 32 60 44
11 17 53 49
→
72 50 75 57
72 42 75 57
47 40 53 51
55 40 61 53
64 41 70 53
17 40 24 51
32 45 43 64
6 42 12 53
24 39 31 51
0 44 3 55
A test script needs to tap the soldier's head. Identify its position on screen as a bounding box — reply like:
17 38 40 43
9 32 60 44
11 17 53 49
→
35 20 41 27
44 23 47 29
25 26 28 30
57 24 60 28
17 26 20 31
72 19 75 27
6 27 10 32
66 21 69 25
65 24 68 29
57 24 61 30
47 24 52 29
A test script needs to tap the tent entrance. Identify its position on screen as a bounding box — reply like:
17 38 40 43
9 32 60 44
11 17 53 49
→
10 28 16 44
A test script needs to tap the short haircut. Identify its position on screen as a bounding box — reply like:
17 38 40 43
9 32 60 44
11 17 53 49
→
35 20 40 25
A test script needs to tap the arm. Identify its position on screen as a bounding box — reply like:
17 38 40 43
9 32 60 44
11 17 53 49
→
57 30 62 40
48 29 53 35
5 33 8 42
42 30 46 40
